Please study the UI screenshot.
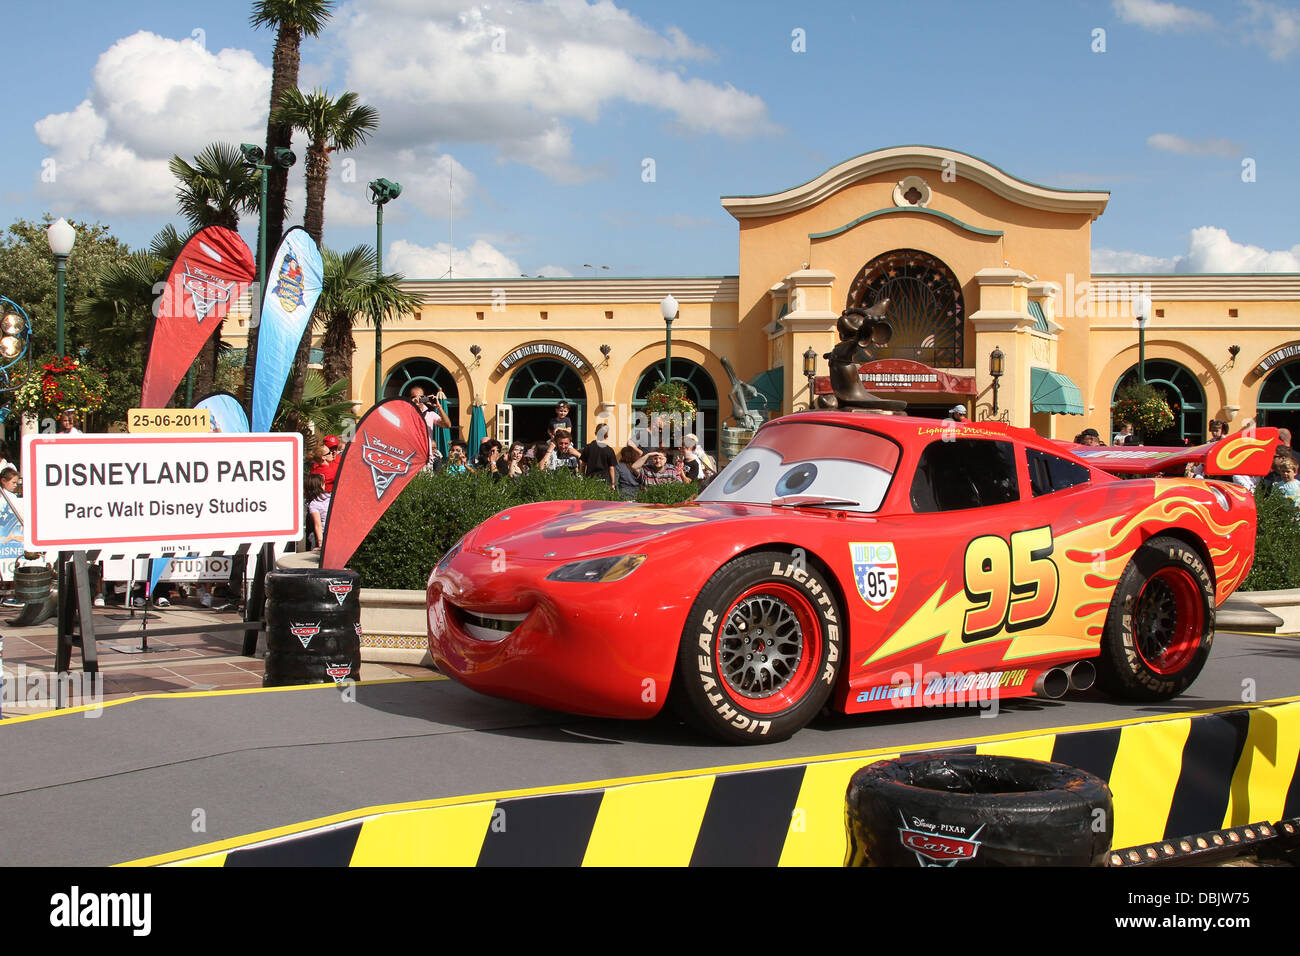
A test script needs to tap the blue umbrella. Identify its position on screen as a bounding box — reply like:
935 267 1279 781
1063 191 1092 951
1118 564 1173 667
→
435 419 451 458
468 404 487 457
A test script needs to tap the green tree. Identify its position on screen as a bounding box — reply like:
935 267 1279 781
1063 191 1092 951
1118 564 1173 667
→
74 226 186 421
273 87 379 401
0 217 139 424
169 143 261 395
317 245 423 398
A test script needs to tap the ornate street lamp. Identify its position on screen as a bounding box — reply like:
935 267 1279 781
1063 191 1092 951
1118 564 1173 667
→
989 347 1005 415
803 347 818 406
660 294 678 386
369 177 402 406
46 218 76 357
1133 293 1152 384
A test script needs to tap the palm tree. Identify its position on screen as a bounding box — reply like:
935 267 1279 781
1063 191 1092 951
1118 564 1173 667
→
272 88 379 247
316 245 424 398
273 87 379 400
169 144 260 395
247 0 335 407
249 0 334 254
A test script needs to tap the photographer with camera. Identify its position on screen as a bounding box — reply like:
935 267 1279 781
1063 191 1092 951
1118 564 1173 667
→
406 384 451 471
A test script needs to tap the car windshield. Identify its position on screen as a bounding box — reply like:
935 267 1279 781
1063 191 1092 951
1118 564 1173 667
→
699 421 900 512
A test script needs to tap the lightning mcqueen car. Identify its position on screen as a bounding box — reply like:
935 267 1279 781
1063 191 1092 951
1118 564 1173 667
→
427 413 1278 744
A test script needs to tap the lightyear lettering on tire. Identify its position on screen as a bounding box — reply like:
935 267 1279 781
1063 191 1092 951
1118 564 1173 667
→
1097 535 1215 701
672 550 843 744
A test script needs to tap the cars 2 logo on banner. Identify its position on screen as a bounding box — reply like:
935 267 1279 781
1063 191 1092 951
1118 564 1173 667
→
23 433 302 554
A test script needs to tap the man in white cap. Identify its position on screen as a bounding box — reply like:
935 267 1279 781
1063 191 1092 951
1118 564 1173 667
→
949 404 969 423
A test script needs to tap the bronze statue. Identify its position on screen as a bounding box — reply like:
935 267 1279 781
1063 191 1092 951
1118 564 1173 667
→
819 299 907 411
720 356 766 430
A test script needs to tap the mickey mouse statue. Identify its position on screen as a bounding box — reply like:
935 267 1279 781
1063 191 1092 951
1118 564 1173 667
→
818 299 907 411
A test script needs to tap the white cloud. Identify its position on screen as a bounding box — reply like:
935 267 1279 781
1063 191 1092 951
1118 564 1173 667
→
1091 248 1180 272
386 237 523 278
1094 226 1300 273
1112 0 1215 30
1146 133 1243 156
1242 0 1300 59
340 0 775 181
34 32 269 217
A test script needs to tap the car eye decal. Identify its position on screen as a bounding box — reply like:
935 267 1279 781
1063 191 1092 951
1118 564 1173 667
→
776 463 818 496
724 459 761 494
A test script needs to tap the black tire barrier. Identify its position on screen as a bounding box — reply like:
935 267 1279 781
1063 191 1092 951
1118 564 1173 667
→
263 569 361 688
845 753 1113 867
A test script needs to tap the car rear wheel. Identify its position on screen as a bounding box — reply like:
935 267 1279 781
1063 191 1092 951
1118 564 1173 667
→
1097 535 1214 701
671 550 842 744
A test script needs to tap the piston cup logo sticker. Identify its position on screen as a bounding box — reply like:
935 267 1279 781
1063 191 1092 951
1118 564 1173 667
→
898 813 984 867
360 433 415 499
325 663 352 684
851 542 898 609
289 622 321 649
328 581 353 606
181 262 236 323
354 622 363 639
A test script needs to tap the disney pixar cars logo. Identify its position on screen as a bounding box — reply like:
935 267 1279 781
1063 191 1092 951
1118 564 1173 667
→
850 542 898 610
898 815 984 866
360 433 415 500
328 581 353 605
289 622 321 648
325 664 352 683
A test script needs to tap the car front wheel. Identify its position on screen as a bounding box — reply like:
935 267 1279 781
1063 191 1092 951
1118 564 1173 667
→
671 550 842 744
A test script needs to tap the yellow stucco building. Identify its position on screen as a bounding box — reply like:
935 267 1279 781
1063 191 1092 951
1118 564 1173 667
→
229 145 1300 456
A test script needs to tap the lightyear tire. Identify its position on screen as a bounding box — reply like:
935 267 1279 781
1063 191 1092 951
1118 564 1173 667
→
670 550 842 744
1097 535 1215 701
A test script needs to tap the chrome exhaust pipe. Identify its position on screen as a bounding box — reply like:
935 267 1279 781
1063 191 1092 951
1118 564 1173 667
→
1064 660 1096 692
1033 667 1070 699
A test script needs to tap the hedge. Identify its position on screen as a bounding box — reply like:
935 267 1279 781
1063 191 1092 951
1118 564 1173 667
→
347 468 699 590
1241 484 1300 591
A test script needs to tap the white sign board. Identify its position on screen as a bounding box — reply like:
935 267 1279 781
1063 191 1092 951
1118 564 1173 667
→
23 433 301 554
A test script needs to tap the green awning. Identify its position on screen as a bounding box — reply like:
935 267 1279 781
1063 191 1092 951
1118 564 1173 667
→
1026 300 1050 333
749 367 783 411
1030 367 1084 415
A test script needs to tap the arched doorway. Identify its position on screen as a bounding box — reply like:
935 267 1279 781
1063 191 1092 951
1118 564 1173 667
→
384 357 460 433
846 249 965 368
1257 360 1300 435
506 357 586 444
633 358 720 457
1112 360 1205 445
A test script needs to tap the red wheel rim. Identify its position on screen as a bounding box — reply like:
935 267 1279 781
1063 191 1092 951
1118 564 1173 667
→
714 582 821 715
1134 567 1203 675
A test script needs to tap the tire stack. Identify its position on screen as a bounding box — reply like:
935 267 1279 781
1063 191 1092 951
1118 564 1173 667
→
845 753 1113 867
263 568 362 687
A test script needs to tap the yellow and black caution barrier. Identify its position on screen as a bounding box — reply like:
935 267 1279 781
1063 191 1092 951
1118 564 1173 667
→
124 697 1300 867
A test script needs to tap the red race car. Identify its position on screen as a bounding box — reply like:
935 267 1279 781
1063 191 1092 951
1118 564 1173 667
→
427 413 1278 744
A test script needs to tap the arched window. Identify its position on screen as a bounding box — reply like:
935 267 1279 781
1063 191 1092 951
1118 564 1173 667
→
846 249 965 368
633 358 720 457
1257 359 1300 435
1112 360 1206 445
384 358 459 431
505 357 586 444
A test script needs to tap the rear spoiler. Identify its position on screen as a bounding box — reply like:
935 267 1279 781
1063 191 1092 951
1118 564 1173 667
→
1065 428 1280 477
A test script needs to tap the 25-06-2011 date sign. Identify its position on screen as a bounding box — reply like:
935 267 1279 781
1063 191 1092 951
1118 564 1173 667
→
22 432 302 554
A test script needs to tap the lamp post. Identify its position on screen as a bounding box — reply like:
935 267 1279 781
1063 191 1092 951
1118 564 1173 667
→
46 219 76 357
1133 293 1152 384
660 294 678 388
803 347 818 407
369 178 402 406
239 144 295 402
989 347 1005 416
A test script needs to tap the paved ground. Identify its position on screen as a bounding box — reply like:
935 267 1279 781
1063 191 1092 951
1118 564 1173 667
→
0 596 426 715
0 624 1296 866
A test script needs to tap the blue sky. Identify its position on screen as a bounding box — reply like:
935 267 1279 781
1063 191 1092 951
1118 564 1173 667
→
5 0 1298 277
